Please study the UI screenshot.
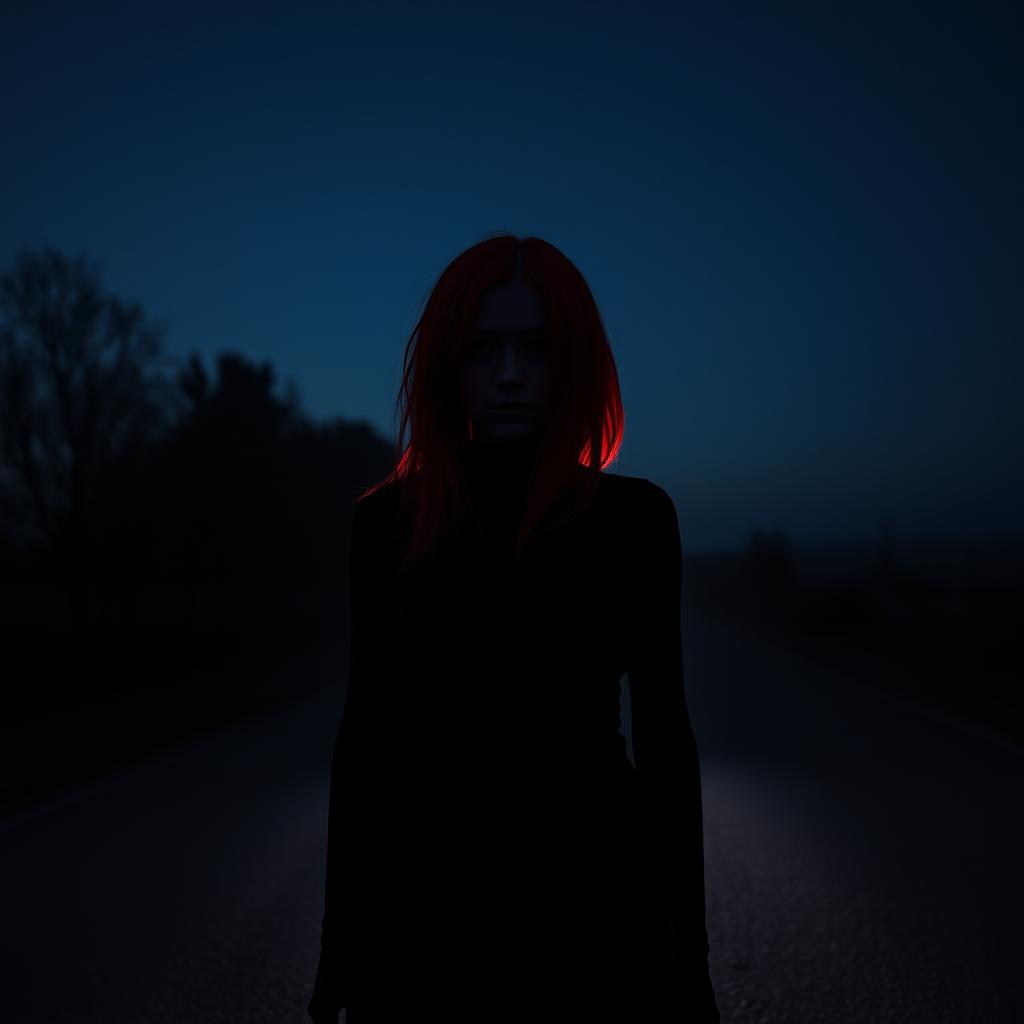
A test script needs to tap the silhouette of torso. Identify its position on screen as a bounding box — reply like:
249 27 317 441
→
309 442 719 1023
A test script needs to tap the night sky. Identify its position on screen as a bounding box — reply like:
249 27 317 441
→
3 2 1020 553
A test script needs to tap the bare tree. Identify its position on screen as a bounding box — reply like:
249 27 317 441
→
0 246 173 633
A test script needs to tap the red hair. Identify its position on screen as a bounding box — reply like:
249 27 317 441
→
360 232 624 572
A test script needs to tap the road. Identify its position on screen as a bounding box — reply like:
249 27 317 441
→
2 602 1021 1023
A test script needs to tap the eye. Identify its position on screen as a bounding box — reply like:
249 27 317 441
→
467 334 495 357
464 331 550 360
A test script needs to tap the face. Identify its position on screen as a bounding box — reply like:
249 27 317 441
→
457 279 553 445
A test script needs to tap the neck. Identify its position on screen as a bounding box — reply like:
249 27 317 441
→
465 431 543 458
460 434 544 533
463 433 543 479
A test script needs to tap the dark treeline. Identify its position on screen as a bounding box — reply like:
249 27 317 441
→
0 246 392 816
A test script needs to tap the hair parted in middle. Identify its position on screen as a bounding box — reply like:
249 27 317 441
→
360 231 625 573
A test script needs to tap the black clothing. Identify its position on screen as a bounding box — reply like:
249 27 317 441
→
309 440 720 1023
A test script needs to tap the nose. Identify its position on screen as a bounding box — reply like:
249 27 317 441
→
495 342 527 381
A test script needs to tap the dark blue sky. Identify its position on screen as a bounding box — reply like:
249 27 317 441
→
2 3 1020 552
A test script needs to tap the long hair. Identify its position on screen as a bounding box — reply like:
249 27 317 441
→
360 231 624 572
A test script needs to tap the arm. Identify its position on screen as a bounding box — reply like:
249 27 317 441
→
626 481 720 1023
308 496 387 1022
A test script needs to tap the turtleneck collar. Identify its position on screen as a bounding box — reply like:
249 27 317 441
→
460 434 544 528
464 431 544 472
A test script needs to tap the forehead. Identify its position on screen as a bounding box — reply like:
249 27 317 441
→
474 280 547 331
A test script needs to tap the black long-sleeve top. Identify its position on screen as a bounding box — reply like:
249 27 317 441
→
308 440 719 1022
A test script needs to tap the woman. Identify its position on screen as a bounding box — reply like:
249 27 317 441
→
308 234 720 1023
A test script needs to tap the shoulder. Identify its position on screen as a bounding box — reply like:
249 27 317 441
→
354 478 401 517
597 471 675 520
351 480 405 552
597 472 681 571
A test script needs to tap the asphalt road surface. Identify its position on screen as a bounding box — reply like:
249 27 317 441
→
2 602 1021 1023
